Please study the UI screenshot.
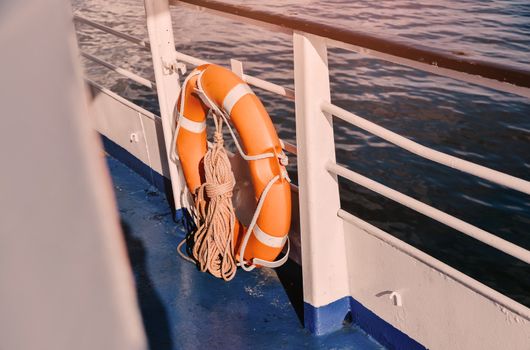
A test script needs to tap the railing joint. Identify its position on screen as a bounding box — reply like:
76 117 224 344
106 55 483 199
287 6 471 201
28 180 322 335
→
162 58 187 76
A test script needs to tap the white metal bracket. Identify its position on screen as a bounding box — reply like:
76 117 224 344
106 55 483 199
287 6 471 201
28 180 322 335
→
376 290 403 307
389 291 403 307
129 132 139 143
162 58 186 76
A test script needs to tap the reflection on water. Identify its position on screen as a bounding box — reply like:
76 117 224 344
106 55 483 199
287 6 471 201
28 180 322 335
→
73 0 530 306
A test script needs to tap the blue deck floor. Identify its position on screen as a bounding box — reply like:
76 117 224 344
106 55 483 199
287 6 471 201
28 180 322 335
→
107 155 383 350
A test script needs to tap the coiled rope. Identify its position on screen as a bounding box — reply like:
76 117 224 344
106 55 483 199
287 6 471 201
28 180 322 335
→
191 113 238 281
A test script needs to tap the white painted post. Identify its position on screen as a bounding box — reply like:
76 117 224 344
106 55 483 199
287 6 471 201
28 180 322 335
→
144 0 189 215
230 59 244 78
293 32 350 334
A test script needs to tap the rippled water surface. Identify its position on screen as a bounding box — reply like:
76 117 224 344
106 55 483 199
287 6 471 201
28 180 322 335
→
73 0 530 305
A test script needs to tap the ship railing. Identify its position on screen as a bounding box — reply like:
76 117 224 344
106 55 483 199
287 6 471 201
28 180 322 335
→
73 0 530 324
166 0 530 258
74 13 298 153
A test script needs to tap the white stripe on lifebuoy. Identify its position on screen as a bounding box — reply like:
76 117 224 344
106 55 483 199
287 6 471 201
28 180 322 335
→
253 224 287 248
179 114 206 133
222 83 255 116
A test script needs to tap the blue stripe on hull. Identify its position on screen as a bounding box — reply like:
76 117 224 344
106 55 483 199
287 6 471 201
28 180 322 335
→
304 297 427 350
304 297 350 336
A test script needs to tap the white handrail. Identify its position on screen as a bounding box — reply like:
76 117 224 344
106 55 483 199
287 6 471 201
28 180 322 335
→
175 51 208 67
243 74 295 100
80 52 156 89
281 139 297 155
171 0 530 99
327 161 530 265
327 39 530 100
74 15 151 50
322 101 530 196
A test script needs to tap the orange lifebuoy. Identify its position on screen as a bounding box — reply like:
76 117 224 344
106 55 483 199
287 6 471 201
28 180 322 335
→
175 64 291 269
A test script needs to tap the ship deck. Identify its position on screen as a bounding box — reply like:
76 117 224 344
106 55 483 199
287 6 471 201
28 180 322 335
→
107 155 383 349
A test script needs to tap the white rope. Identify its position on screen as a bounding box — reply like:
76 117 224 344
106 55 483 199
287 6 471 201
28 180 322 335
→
253 237 290 268
238 175 278 271
237 174 290 271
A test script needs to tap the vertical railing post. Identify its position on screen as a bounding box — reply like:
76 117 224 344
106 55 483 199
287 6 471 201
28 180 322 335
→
144 0 189 217
293 32 350 335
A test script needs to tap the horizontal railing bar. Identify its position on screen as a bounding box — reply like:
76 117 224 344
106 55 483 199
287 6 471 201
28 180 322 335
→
322 101 530 196
173 0 292 36
74 15 151 51
175 51 209 67
85 79 158 120
243 74 295 100
172 0 530 93
338 209 530 320
81 52 156 89
281 139 297 155
328 162 530 265
175 51 295 100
